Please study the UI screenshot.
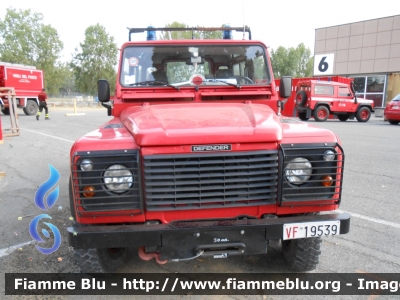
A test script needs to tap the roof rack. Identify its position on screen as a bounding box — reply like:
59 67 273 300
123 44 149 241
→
127 26 252 41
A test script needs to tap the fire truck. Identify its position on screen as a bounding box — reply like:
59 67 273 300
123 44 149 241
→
0 62 44 116
276 76 374 122
67 26 350 273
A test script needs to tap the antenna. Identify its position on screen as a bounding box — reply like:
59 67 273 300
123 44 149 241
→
242 0 245 40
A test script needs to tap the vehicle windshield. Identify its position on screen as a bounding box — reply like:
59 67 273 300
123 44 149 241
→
392 94 400 101
120 44 271 87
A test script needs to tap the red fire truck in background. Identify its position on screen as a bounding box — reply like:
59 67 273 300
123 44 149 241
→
0 62 44 116
276 76 374 122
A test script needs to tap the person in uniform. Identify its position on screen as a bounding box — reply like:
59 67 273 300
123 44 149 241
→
36 88 49 120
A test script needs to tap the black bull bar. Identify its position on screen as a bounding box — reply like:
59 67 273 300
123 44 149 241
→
68 213 350 260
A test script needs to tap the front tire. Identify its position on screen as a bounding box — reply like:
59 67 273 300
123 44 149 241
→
313 106 329 122
356 107 371 122
298 112 309 121
282 237 322 272
74 247 129 273
1 108 10 115
23 100 39 115
337 114 349 121
388 120 399 125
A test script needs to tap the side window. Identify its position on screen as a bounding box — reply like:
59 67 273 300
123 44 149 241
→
338 86 351 96
314 85 334 95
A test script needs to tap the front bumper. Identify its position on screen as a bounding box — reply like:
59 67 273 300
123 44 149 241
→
68 213 350 260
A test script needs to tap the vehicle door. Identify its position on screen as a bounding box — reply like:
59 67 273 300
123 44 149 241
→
334 85 355 112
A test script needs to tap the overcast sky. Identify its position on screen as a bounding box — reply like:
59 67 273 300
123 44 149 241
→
1 0 399 62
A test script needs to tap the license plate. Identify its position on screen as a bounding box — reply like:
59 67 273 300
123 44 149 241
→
393 106 399 109
283 221 341 240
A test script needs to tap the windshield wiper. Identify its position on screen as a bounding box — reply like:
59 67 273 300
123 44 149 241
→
169 79 241 90
129 80 180 90
213 79 241 90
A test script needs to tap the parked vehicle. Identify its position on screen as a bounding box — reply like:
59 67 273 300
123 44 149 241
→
294 79 374 122
0 62 43 116
67 26 350 273
275 76 351 118
384 94 400 125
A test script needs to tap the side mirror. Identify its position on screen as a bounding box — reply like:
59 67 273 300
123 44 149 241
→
350 81 358 104
97 80 110 102
279 76 292 99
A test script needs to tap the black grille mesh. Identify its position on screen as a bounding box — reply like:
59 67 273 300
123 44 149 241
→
71 150 142 215
143 151 279 211
281 144 344 203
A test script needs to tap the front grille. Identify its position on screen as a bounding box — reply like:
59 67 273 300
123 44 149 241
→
71 150 142 215
143 150 279 211
280 144 344 204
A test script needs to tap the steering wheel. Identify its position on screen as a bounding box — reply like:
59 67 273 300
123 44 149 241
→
232 76 254 85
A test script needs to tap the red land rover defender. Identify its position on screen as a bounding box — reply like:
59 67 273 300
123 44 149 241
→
295 79 374 122
68 27 350 273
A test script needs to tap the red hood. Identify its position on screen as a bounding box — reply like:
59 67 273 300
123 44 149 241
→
120 103 282 146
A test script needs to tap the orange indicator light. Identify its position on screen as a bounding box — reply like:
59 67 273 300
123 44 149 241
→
83 186 95 197
321 175 333 187
321 175 333 186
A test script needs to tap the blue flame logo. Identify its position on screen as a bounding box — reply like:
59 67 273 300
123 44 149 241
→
34 164 60 211
30 164 62 254
29 214 61 254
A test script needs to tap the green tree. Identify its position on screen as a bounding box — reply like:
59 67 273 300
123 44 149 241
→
0 7 63 95
160 21 223 40
71 24 118 95
270 43 313 79
159 22 222 82
295 43 313 78
54 62 76 96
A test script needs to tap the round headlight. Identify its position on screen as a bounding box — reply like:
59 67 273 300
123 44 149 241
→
103 164 133 194
80 159 93 171
323 150 335 161
285 157 312 185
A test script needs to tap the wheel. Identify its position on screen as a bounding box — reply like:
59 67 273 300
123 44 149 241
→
388 120 400 125
356 107 371 122
337 114 349 121
282 237 322 272
313 106 329 122
295 90 308 106
1 108 10 115
74 247 129 273
23 100 38 115
298 112 309 121
232 76 253 84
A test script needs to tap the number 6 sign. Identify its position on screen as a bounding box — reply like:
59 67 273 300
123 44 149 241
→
314 53 334 75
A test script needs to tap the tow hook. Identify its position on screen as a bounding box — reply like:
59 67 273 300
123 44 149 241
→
138 247 168 265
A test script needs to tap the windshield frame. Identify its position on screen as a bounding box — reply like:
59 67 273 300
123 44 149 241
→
119 43 272 88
